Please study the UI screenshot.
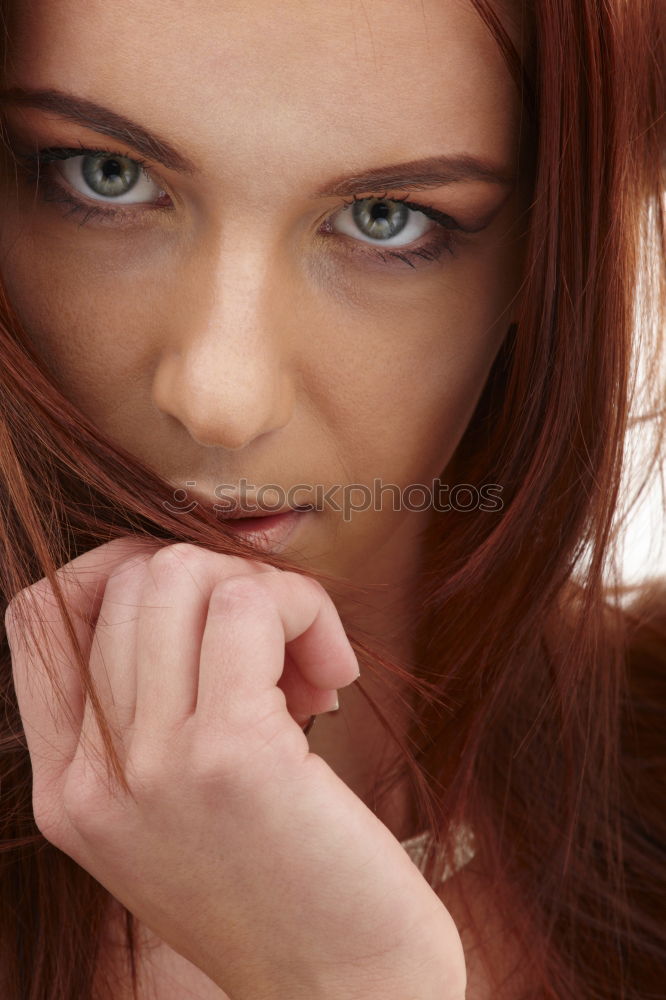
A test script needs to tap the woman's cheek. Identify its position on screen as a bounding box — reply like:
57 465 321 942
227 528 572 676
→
343 280 509 459
0 224 162 404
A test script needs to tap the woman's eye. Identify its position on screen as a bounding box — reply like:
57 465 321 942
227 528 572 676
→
57 152 165 204
331 196 435 248
11 144 463 267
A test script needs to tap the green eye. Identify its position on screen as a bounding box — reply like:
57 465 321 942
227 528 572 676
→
80 153 142 198
351 197 411 240
55 151 165 205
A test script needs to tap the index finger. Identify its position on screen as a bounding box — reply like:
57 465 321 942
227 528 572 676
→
4 537 161 791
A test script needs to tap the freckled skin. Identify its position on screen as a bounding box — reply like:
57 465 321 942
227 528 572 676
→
0 0 528 845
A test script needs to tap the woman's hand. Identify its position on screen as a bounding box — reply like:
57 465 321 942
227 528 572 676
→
5 538 466 1000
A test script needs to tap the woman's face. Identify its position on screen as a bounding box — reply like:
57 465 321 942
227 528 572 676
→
0 0 528 604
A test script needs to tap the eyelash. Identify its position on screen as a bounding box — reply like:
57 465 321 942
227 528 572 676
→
15 144 465 270
334 192 463 269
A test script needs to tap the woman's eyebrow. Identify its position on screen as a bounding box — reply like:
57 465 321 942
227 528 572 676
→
0 86 197 173
0 86 516 195
313 155 516 197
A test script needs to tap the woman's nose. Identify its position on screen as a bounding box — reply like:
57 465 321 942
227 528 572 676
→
150 252 296 452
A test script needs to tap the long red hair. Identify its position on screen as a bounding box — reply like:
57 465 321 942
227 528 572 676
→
0 1 664 997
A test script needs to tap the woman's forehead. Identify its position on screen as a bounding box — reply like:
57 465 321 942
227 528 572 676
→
2 0 524 174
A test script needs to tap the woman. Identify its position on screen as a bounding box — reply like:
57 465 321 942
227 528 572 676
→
0 0 664 997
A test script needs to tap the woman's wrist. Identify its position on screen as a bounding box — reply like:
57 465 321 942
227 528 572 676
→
212 909 466 1000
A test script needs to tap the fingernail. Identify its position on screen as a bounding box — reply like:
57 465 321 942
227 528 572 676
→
320 690 339 713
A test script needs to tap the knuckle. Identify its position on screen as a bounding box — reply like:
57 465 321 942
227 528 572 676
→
61 765 128 843
146 542 205 583
124 731 189 799
61 772 103 831
31 791 62 843
188 735 238 785
124 754 166 800
106 552 151 590
153 541 201 568
5 583 49 650
102 572 141 610
209 574 267 612
297 571 327 600
187 729 268 802
105 536 151 557
282 569 324 602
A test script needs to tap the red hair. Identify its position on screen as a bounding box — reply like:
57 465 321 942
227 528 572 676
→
0 0 664 996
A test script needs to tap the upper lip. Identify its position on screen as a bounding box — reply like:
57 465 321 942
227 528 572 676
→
186 489 314 519
220 505 313 520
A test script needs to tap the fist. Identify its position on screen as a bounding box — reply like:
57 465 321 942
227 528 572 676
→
6 537 466 1000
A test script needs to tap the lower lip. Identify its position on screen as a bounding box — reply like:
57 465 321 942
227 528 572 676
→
219 509 309 551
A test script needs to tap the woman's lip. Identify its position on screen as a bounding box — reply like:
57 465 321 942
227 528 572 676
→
220 504 314 520
219 509 309 551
